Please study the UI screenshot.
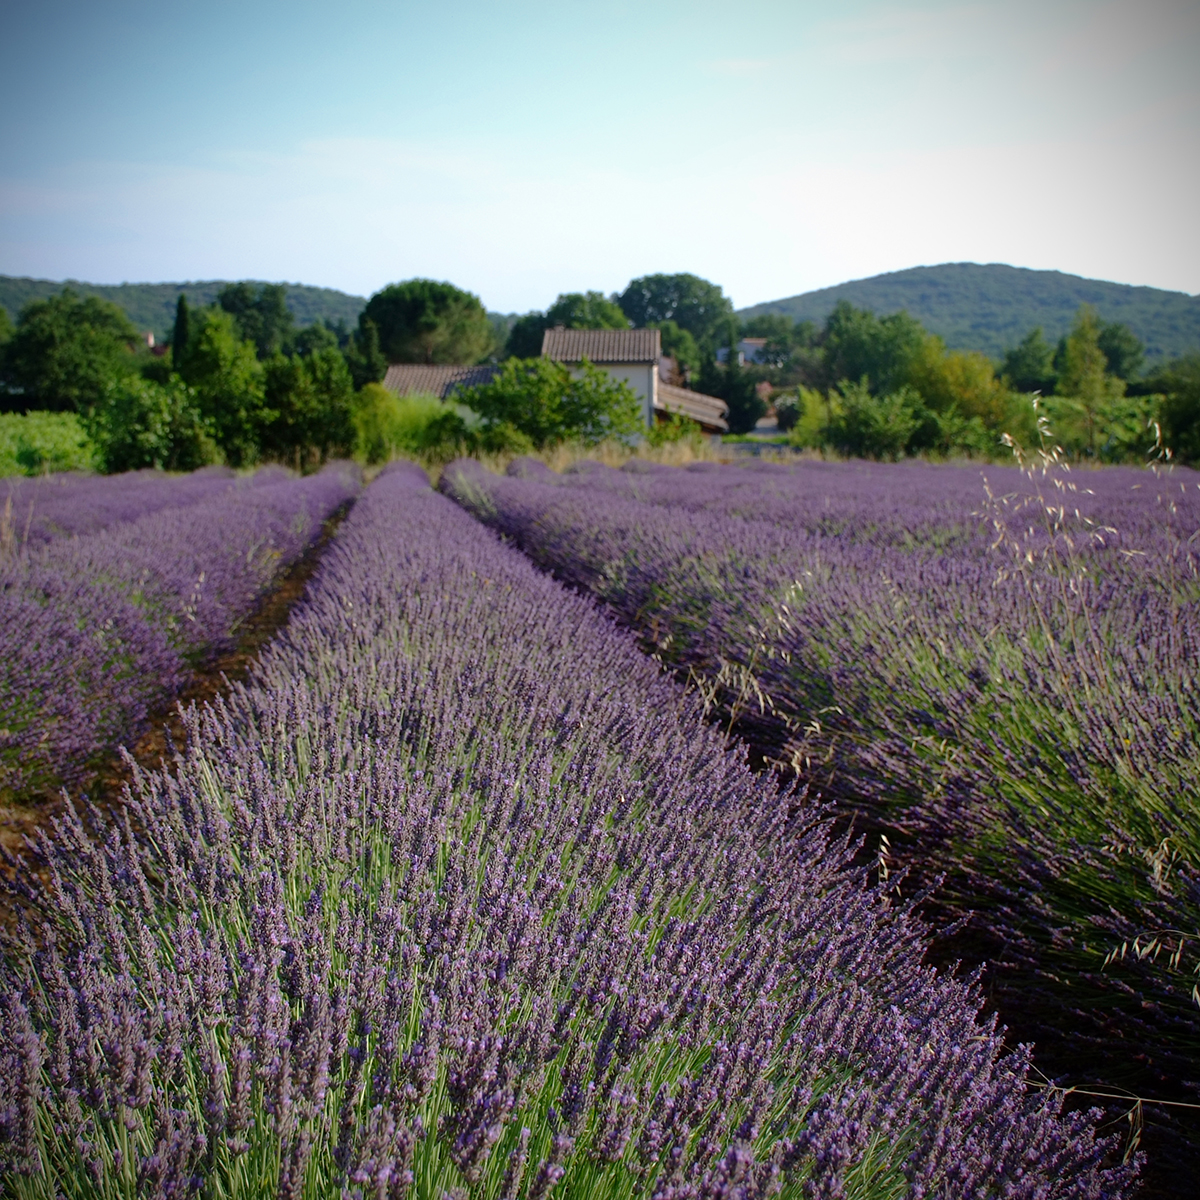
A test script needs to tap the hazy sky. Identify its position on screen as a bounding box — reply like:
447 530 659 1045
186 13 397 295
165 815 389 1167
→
2 0 1197 311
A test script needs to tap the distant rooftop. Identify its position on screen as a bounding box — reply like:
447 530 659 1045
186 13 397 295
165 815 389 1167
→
381 363 499 398
542 327 661 363
656 382 728 433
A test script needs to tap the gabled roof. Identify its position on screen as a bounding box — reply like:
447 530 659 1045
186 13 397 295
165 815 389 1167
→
655 383 728 433
542 327 661 364
381 363 499 398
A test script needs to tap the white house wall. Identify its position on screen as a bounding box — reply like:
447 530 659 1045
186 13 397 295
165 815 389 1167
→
571 363 657 428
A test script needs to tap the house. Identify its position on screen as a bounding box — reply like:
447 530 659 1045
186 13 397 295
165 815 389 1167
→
542 326 727 433
380 329 728 434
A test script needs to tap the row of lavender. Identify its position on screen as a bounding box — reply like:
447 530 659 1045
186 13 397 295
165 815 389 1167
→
442 454 1200 1177
0 464 289 548
1 464 1129 1197
0 462 360 795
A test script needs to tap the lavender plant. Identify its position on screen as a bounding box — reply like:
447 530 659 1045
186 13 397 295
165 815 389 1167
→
0 463 360 794
0 465 250 550
0 463 1130 1197
440 453 1200 1177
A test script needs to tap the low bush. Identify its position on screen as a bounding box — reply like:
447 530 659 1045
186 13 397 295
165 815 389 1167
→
0 412 96 477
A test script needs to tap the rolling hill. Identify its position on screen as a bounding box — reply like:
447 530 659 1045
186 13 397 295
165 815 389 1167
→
738 263 1200 367
0 276 368 340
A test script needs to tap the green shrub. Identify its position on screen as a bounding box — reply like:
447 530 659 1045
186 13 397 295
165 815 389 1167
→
647 411 701 447
84 376 217 473
352 386 469 463
0 411 96 476
456 357 643 448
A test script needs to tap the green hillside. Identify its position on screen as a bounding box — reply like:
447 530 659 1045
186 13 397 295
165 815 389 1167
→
738 263 1200 367
0 276 367 340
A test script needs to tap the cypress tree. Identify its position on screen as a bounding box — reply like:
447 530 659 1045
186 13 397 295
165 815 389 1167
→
172 295 190 372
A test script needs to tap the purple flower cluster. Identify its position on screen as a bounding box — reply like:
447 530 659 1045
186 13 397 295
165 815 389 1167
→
0 462 1130 1196
0 465 253 548
0 462 360 793
441 456 1200 1170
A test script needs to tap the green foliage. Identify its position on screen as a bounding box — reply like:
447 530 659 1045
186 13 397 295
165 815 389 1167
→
0 276 367 343
0 304 13 352
352 386 527 464
1 289 140 413
737 262 1200 367
824 379 925 460
83 375 216 473
171 294 190 365
457 357 643 448
546 290 627 330
344 317 388 390
1001 327 1057 395
741 312 817 371
217 282 295 359
698 323 766 435
1053 306 1127 458
504 312 550 359
364 279 493 365
178 309 266 467
503 292 629 360
0 411 95 476
1097 319 1145 381
822 301 925 395
649 319 700 379
646 411 701 447
1152 353 1200 463
262 347 356 465
617 273 734 345
291 321 340 357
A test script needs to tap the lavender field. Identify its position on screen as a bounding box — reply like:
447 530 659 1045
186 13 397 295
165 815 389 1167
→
0 462 1135 1197
442 453 1200 1184
0 462 360 796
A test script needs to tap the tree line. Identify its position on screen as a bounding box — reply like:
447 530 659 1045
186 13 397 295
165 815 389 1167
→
2 272 1198 471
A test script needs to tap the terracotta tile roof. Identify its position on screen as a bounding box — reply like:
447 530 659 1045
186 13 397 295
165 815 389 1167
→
655 383 729 433
542 327 661 364
381 364 500 398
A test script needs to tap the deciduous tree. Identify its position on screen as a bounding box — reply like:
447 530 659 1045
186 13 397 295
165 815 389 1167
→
1 290 140 412
217 282 295 359
1001 327 1057 395
617 274 733 345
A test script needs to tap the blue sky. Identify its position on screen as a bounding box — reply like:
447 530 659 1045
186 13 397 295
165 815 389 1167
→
2 0 1197 311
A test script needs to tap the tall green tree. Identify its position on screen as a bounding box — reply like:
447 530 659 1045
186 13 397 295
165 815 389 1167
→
820 301 924 395
1097 320 1145 382
649 320 701 380
1049 306 1127 457
179 309 265 466
698 320 765 434
505 291 630 360
545 291 628 330
171 295 190 370
364 280 493 364
504 312 551 359
1 290 140 413
344 316 387 390
1001 327 1057 394
217 282 295 359
617 274 733 345
262 347 355 465
1153 353 1200 463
